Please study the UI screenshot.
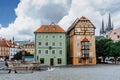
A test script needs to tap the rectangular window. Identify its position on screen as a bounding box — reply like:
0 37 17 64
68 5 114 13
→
45 35 49 39
58 58 62 64
59 35 62 39
89 58 92 63
77 42 80 47
89 28 93 32
52 50 55 54
39 42 42 46
89 43 92 47
59 42 62 46
59 50 62 54
89 52 93 56
77 28 81 32
40 58 44 64
78 58 82 63
45 42 49 46
77 51 80 56
38 50 41 54
52 35 55 38
45 50 48 54
39 35 42 39
52 42 55 46
77 35 81 39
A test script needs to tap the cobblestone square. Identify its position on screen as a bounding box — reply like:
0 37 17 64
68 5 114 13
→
0 64 120 80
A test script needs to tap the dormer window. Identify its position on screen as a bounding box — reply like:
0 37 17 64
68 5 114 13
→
45 26 49 31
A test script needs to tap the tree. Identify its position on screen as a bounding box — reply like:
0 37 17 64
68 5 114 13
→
109 41 120 63
14 50 33 60
96 38 112 62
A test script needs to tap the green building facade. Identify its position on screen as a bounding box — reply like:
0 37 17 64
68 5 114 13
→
34 24 66 66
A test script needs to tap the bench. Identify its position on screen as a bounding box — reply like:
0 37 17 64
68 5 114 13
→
14 66 33 73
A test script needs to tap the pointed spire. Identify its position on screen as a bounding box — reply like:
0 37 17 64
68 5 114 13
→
12 36 14 42
102 18 105 33
108 13 112 31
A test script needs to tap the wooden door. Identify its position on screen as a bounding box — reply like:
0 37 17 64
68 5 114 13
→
50 58 54 66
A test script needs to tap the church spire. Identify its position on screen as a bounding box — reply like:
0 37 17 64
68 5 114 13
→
108 13 112 31
100 18 105 35
102 18 105 33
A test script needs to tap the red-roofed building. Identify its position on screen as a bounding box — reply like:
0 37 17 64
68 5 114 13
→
0 38 10 58
34 23 67 66
0 38 21 60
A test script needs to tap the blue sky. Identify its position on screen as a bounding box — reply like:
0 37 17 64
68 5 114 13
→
0 0 20 27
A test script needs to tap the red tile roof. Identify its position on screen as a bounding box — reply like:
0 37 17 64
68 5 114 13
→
82 37 89 42
34 24 65 33
0 38 17 47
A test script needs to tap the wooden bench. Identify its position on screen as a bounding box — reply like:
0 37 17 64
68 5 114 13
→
14 66 33 73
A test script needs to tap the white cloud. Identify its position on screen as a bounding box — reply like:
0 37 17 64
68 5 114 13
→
59 0 120 35
0 0 71 40
0 0 120 40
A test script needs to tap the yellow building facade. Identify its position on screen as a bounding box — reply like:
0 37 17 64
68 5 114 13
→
67 16 96 65
23 42 34 55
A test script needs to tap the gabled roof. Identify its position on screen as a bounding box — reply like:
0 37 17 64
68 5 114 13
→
34 23 65 33
81 37 89 42
0 38 10 47
67 16 96 33
0 38 17 47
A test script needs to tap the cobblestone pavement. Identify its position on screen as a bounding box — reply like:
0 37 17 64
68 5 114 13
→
0 64 120 80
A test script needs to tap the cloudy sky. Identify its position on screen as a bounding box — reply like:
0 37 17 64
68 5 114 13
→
0 0 120 41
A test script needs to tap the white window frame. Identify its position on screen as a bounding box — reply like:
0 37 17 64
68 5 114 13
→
52 42 55 46
52 35 55 39
77 28 81 32
89 28 93 32
38 50 41 54
77 35 81 39
52 50 55 54
77 51 81 56
59 50 62 54
45 42 49 46
39 35 42 39
45 35 49 39
59 35 63 39
38 42 42 46
77 42 80 47
45 49 48 54
59 42 62 46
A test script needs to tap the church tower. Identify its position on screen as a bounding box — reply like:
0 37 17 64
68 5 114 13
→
100 19 105 35
100 13 114 38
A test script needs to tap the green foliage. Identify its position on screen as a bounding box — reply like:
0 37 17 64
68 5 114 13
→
13 50 33 60
96 38 120 63
96 38 112 57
